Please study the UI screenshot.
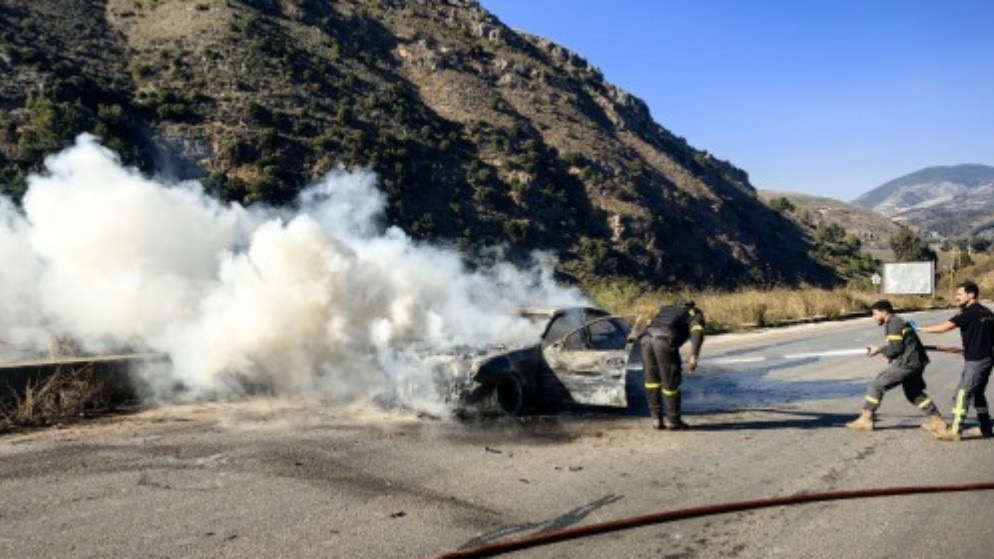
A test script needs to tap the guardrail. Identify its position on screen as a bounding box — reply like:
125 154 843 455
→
736 303 954 330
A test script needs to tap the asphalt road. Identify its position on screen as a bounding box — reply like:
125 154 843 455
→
1 308 992 559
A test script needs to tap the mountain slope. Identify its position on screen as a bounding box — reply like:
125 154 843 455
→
852 164 994 238
760 190 902 251
0 0 838 288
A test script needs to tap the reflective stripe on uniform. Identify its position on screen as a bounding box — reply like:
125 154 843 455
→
977 407 990 415
886 335 903 341
865 395 881 405
951 389 967 432
917 398 933 409
691 325 704 332
662 388 679 396
645 383 661 389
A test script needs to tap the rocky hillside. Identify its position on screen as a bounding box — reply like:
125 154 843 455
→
852 164 994 239
760 190 902 251
0 0 839 289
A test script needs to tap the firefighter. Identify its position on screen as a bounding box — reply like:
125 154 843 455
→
628 301 705 430
918 281 994 441
846 300 948 434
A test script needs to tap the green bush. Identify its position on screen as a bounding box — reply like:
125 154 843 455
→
472 185 500 206
577 236 614 274
221 138 257 164
0 168 28 203
814 222 846 244
769 196 795 213
155 103 194 122
470 165 493 185
890 227 936 262
409 213 436 236
16 96 94 161
503 219 530 242
130 61 155 80
246 101 272 125
509 179 529 201
312 134 337 152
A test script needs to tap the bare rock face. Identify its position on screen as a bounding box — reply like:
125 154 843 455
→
0 0 838 289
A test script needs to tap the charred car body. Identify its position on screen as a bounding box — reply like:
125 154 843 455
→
450 307 644 415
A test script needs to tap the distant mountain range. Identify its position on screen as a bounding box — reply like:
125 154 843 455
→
852 164 994 238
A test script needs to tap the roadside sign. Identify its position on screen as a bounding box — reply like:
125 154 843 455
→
883 262 934 295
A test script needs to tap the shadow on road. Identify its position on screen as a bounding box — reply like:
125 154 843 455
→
688 408 925 432
626 357 869 417
457 493 624 550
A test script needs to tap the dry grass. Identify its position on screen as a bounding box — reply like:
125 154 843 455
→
590 284 947 333
0 364 110 433
942 253 994 295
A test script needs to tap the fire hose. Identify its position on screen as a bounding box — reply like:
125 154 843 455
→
923 345 963 354
429 481 994 558
429 345 977 558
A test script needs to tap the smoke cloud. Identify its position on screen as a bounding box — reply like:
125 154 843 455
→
0 134 587 410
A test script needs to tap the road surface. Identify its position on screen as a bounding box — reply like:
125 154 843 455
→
1 308 992 558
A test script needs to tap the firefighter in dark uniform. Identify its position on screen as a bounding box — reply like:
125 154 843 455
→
846 299 948 434
628 301 705 430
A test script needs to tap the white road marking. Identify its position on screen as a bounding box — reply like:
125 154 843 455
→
702 348 868 365
704 356 767 364
782 349 868 359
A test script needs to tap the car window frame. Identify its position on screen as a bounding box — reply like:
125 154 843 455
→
555 316 632 352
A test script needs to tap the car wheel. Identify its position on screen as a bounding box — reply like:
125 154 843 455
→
494 374 526 415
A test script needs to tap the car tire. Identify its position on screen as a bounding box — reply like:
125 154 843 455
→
494 374 527 415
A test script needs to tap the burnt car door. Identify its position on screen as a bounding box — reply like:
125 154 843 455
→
541 316 631 406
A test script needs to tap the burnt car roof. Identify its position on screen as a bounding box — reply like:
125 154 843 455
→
517 306 609 319
527 307 614 344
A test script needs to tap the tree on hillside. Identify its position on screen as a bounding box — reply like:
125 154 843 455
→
810 221 878 278
889 227 936 262
769 196 795 213
814 222 846 244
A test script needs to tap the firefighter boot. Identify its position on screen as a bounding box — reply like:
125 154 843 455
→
934 428 962 442
845 409 875 431
920 414 949 435
964 414 993 438
663 393 690 430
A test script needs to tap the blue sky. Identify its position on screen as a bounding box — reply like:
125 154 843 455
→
481 0 994 201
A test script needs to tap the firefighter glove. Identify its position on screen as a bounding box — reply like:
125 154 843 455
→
687 355 698 372
866 345 880 356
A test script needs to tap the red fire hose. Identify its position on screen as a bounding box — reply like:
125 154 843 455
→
429 343 978 558
924 345 963 354
429 481 994 558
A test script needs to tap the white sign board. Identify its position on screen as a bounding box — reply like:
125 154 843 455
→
883 262 934 295
871 273 882 285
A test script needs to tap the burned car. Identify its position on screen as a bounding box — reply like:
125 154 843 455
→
451 307 644 415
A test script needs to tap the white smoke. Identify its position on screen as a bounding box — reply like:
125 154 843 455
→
0 134 587 410
0 196 47 353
